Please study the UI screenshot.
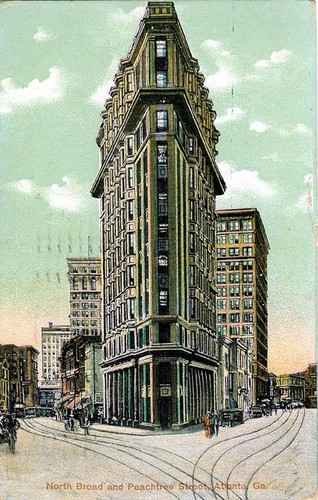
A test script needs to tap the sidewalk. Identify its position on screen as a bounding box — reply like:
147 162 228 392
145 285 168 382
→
45 417 203 436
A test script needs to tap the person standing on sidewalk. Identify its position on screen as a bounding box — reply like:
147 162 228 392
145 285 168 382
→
204 412 211 438
83 416 90 436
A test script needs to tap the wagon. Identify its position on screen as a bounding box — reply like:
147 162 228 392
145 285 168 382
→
0 426 17 453
219 409 244 427
0 416 20 454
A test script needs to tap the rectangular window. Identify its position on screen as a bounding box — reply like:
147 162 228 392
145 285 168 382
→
189 265 195 286
217 221 227 231
229 313 240 323
156 39 167 57
127 167 134 188
158 193 168 216
127 200 134 221
158 238 168 252
189 232 195 253
127 137 133 156
229 233 239 244
229 299 240 310
217 299 227 310
156 71 167 88
217 313 227 323
217 235 226 244
127 233 135 255
229 326 240 336
243 298 253 309
189 200 195 221
156 110 168 131
157 143 167 164
189 167 194 188
229 247 240 257
242 247 253 257
126 73 133 92
189 137 195 154
241 220 253 230
217 248 226 258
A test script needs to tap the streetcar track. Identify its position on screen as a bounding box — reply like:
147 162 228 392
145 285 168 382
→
21 419 206 500
223 409 304 500
206 409 305 500
208 410 296 500
244 408 306 500
190 410 287 500
27 414 286 500
28 417 228 497
25 418 211 497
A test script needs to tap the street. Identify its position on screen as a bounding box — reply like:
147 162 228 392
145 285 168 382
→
0 409 316 500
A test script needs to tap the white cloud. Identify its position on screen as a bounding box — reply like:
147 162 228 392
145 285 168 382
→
33 28 54 42
201 39 221 51
261 153 280 162
0 67 63 114
7 176 89 213
205 67 237 92
255 49 291 68
218 161 276 202
215 107 245 125
89 57 119 107
13 179 35 195
90 79 113 106
112 5 146 24
249 121 268 133
270 49 290 64
295 123 312 135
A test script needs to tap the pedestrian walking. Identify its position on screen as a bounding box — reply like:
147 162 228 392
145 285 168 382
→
83 417 90 436
204 412 211 439
210 412 216 438
69 415 75 432
214 411 220 436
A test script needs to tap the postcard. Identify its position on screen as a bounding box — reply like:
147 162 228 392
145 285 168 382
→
0 1 316 499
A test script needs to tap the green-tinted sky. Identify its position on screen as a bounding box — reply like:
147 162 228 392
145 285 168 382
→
0 0 316 374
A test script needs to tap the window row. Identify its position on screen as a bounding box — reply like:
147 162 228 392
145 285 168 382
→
70 265 97 274
71 320 99 327
217 219 253 232
217 298 253 310
217 285 254 297
106 298 136 331
216 273 253 284
217 247 253 258
72 311 98 318
72 277 97 291
71 293 100 300
217 325 254 335
216 233 253 244
217 260 253 271
217 312 254 323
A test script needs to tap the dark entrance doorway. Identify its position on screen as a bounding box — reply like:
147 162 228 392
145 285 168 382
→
158 362 172 428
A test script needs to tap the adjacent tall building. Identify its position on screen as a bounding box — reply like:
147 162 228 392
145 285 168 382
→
216 208 269 404
40 322 72 407
67 258 102 337
0 344 39 411
91 2 226 428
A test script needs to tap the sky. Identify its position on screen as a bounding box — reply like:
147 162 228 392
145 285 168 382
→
0 0 316 375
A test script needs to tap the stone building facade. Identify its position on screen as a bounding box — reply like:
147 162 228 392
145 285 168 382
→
91 1 226 428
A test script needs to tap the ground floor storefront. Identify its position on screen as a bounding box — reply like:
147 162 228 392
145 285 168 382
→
102 356 217 429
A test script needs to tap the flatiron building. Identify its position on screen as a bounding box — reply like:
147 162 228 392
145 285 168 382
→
91 1 226 428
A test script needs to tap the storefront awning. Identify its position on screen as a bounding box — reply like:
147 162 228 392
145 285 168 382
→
55 394 74 408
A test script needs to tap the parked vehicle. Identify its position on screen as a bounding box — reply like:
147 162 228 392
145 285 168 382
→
219 409 244 427
250 405 263 418
16 407 55 418
0 414 20 454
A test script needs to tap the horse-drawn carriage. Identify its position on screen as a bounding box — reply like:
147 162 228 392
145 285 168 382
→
0 414 20 454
